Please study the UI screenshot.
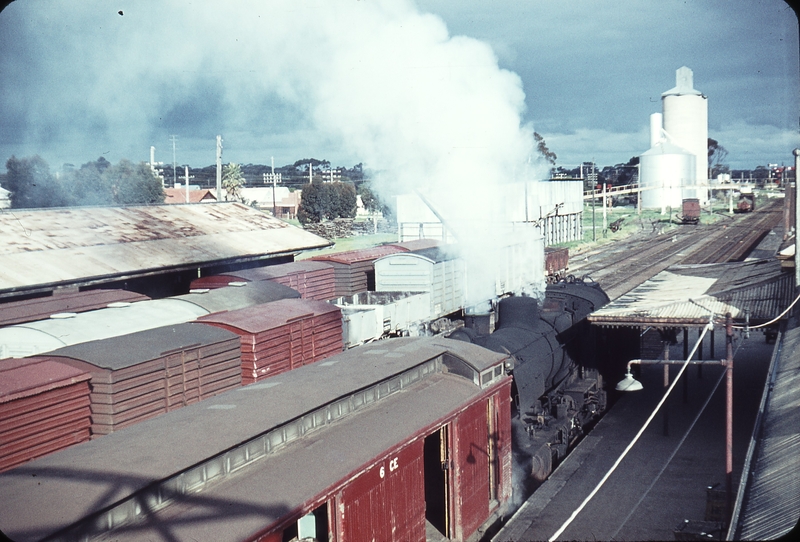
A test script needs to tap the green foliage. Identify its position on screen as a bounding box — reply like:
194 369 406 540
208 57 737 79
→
108 160 165 205
2 155 164 209
298 181 357 224
222 162 246 201
357 182 392 219
3 155 70 208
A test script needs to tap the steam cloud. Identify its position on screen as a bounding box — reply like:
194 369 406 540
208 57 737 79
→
2 0 547 298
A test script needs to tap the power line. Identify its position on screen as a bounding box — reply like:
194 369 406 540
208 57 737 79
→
549 318 714 541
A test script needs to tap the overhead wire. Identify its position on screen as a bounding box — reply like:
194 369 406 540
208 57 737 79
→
609 332 746 539
548 316 715 541
729 290 800 330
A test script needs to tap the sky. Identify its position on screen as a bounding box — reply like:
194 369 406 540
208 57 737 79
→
0 0 797 177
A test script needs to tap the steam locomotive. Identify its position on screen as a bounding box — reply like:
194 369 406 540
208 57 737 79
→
449 278 610 482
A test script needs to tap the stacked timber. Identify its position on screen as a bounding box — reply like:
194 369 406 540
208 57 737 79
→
189 261 336 301
312 245 408 296
198 298 343 384
44 323 242 436
0 358 91 472
0 289 149 327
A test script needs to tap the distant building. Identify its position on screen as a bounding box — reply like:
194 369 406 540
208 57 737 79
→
0 186 9 209
240 187 301 219
163 188 217 204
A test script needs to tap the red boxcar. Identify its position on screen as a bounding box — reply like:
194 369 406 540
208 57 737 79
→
0 358 91 472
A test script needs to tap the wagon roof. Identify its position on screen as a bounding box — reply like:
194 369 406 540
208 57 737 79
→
311 244 406 264
196 298 340 333
0 357 90 403
175 280 300 312
42 323 240 370
0 337 508 542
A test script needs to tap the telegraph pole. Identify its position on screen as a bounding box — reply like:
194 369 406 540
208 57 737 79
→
216 135 223 201
263 156 282 216
170 135 178 187
183 166 194 203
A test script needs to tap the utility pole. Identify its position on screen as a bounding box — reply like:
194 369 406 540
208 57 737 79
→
216 135 223 201
263 156 282 217
170 135 178 187
184 166 194 204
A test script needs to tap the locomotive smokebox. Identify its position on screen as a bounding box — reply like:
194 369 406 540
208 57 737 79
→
464 299 494 335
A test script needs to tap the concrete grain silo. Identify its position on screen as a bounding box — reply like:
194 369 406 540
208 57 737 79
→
662 66 708 193
639 67 708 209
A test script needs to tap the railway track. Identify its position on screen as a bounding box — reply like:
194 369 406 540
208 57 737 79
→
568 199 784 300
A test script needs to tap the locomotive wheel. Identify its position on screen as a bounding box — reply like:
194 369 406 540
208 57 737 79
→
531 444 553 482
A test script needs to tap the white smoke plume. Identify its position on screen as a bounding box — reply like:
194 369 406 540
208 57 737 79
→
2 0 548 298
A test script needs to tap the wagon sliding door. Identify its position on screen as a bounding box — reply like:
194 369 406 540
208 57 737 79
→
453 399 491 541
424 425 451 538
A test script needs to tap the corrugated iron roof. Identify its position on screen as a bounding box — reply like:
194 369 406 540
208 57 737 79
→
589 259 794 326
732 320 800 540
0 203 331 296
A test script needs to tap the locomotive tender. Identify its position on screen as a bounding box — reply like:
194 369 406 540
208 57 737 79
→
449 278 610 482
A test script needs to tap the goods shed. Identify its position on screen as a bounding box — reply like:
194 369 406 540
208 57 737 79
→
0 203 331 300
0 337 513 542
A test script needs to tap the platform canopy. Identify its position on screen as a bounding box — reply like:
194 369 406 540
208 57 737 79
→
0 202 331 297
588 258 794 328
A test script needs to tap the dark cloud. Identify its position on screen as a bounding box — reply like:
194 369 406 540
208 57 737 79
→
0 0 797 172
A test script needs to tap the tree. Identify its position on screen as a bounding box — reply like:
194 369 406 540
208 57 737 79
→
103 159 165 205
534 132 557 165
297 181 357 224
3 155 70 208
297 182 327 224
222 162 246 201
330 182 357 219
69 158 114 205
708 138 729 179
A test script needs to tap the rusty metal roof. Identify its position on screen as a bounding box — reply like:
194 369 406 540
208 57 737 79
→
0 203 331 297
589 259 794 326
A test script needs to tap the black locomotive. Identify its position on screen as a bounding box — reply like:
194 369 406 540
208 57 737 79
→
450 278 609 483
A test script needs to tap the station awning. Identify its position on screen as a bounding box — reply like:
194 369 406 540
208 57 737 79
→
588 258 794 327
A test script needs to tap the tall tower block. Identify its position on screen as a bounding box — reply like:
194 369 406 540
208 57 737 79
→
661 66 708 190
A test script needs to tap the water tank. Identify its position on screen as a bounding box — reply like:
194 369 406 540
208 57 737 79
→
640 140 696 209
662 67 708 191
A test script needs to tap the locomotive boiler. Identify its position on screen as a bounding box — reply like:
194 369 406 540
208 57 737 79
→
450 278 609 482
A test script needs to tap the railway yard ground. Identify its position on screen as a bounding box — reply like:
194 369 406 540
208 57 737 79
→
492 196 791 541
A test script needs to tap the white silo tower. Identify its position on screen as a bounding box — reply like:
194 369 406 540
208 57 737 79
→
640 112 696 210
662 66 708 197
